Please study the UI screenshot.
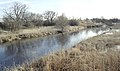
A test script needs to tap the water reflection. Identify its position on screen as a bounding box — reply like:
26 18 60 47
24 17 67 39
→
0 27 109 68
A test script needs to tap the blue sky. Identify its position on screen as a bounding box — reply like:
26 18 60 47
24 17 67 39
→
0 0 120 19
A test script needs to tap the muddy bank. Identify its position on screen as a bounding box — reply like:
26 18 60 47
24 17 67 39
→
0 26 84 44
0 31 57 43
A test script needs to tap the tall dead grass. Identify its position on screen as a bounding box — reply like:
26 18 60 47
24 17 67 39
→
8 26 120 71
10 47 120 71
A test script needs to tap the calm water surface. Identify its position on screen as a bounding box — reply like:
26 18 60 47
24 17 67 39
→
0 27 109 68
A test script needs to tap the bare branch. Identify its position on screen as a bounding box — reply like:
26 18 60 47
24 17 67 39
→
3 2 28 31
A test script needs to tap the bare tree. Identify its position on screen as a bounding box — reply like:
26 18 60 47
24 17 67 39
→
68 19 80 26
43 11 57 26
30 13 43 26
3 2 28 31
55 14 68 32
23 13 43 27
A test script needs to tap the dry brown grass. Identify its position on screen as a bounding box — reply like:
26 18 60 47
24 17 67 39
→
8 28 120 71
0 26 84 43
31 48 120 71
10 46 120 71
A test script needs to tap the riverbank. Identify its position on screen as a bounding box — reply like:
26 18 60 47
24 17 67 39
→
10 27 120 71
0 26 84 44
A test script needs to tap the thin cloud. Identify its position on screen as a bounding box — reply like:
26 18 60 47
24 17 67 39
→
0 0 31 5
0 0 120 19
0 0 16 5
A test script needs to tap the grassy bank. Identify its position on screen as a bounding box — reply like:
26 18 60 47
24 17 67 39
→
0 26 84 44
9 28 120 71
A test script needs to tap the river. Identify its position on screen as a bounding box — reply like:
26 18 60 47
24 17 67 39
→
0 27 110 69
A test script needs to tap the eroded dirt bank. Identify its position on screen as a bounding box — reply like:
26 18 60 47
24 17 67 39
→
0 26 84 44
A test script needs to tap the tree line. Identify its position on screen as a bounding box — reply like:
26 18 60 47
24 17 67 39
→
91 18 120 26
0 2 119 32
0 2 80 32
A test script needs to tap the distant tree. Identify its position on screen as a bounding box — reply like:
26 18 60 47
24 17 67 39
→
109 18 119 23
3 2 28 31
91 18 115 26
0 22 4 30
23 13 43 27
31 13 44 27
68 19 80 26
55 14 68 32
43 11 57 26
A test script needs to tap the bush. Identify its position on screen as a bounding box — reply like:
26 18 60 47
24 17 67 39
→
68 19 80 26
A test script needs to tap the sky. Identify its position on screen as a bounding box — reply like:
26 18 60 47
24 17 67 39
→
0 0 120 19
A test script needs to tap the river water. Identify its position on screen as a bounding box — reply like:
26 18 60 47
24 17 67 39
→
0 27 110 69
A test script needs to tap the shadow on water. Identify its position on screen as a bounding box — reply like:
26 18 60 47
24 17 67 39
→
0 27 110 69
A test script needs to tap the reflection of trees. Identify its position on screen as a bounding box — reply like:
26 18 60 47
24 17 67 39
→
5 40 34 56
85 29 90 34
3 33 72 61
95 28 102 33
4 38 46 57
85 28 101 34
56 33 69 49
69 31 79 35
5 42 23 56
43 37 55 47
5 43 17 56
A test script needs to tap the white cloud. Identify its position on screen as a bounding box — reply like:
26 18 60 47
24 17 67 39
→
0 0 120 19
58 0 120 19
0 0 16 5
0 0 31 5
